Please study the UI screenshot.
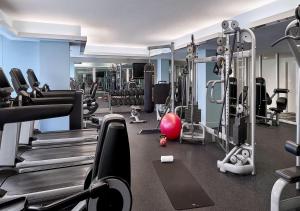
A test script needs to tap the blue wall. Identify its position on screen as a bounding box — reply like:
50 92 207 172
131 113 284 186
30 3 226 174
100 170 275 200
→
0 35 70 132
156 58 170 83
39 41 70 131
0 35 39 94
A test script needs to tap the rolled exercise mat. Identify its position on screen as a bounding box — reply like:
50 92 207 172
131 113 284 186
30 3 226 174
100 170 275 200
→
153 159 214 210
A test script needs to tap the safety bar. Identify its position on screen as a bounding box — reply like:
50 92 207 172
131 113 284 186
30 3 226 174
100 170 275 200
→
148 44 173 51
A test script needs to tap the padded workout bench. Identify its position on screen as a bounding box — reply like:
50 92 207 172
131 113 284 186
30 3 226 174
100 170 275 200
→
271 141 300 211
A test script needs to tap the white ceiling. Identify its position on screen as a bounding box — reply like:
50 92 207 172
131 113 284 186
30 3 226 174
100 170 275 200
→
0 0 277 47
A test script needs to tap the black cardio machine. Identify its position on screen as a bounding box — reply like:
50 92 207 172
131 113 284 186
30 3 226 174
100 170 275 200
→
10 68 99 147
27 69 99 120
0 69 100 171
0 75 131 208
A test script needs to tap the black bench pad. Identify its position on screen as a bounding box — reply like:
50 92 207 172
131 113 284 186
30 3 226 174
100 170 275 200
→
276 166 300 183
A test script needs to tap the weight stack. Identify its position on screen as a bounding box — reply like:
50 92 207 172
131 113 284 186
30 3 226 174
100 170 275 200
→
144 64 154 113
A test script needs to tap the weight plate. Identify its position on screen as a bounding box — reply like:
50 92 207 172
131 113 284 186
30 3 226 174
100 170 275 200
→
221 20 229 30
241 31 252 43
231 20 239 29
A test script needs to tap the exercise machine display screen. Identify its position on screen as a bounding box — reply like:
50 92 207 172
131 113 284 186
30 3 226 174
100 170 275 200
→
15 69 27 85
28 70 39 82
133 63 146 79
0 70 11 88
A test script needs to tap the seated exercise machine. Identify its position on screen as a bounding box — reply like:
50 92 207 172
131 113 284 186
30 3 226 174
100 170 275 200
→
10 68 99 147
0 69 99 171
256 77 288 126
270 6 300 210
83 81 99 119
0 83 131 208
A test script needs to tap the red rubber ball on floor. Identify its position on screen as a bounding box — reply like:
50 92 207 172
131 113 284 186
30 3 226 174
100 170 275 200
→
160 113 182 140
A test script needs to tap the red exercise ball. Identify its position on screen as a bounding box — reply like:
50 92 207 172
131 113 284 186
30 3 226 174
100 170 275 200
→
160 113 182 140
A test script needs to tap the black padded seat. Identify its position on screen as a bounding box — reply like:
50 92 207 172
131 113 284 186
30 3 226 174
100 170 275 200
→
276 166 300 183
269 97 287 114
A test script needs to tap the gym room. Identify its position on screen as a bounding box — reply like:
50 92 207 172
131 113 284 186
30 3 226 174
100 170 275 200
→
0 0 299 210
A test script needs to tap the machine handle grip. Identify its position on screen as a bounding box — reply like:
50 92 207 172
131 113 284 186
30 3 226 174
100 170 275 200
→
285 140 300 156
207 80 224 104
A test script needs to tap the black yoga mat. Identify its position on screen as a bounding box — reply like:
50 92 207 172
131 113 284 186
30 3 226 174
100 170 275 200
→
153 159 214 210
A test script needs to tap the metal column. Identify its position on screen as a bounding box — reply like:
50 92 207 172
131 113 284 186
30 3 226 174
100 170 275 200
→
92 67 96 83
276 53 280 99
285 62 289 112
170 42 175 112
245 28 256 175
258 55 262 77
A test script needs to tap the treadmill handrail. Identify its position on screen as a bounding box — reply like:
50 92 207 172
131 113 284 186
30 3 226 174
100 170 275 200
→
0 104 73 129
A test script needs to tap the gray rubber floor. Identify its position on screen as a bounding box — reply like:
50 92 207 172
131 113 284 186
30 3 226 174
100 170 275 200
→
125 112 299 211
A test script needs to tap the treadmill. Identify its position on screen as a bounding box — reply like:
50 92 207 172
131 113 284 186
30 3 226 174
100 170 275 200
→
28 68 103 129
9 68 99 147
0 69 98 171
0 97 130 205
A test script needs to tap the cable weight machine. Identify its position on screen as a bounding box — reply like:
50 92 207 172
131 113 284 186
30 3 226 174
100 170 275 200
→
192 20 256 175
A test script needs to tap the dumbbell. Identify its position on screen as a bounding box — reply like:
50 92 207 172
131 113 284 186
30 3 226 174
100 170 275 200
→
135 98 140 105
117 98 123 105
139 89 144 95
138 98 143 105
111 98 116 106
127 97 132 105
123 98 127 105
128 89 134 96
130 97 135 105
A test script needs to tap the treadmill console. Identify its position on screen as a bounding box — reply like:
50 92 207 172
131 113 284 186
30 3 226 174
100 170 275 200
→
0 69 13 101
10 68 29 92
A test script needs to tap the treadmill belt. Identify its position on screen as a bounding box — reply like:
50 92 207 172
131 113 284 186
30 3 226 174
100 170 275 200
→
2 165 90 195
20 144 97 160
35 130 98 140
